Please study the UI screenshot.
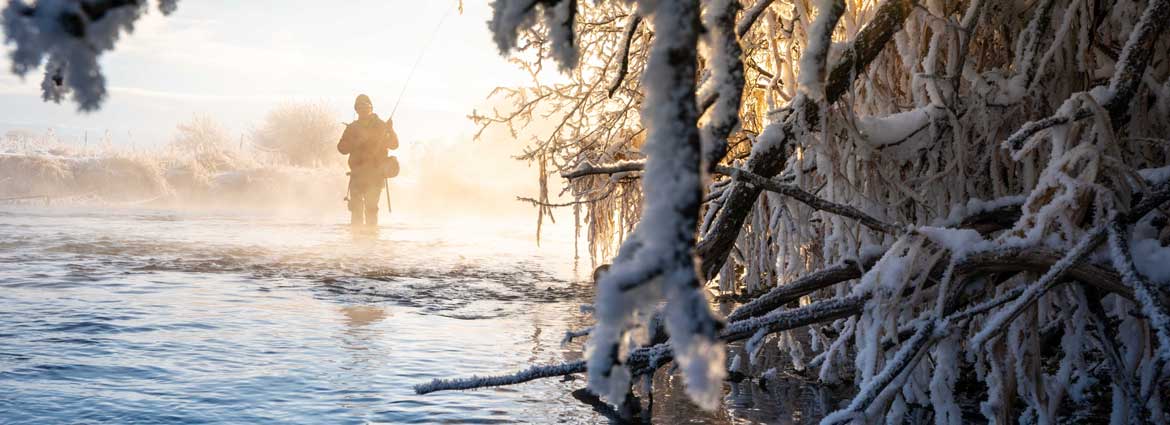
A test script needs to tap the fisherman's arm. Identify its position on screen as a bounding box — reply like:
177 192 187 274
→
337 124 355 154
384 117 399 150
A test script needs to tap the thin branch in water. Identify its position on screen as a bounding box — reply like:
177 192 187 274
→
414 360 586 395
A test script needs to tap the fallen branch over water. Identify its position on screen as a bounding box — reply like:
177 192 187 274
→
414 245 1132 395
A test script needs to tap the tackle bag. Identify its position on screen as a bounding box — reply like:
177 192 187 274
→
383 155 400 179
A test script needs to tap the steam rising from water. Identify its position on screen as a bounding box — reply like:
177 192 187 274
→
1 124 551 227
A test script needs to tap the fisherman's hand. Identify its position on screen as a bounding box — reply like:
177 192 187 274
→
385 116 394 129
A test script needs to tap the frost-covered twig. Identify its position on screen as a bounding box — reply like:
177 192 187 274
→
1015 0 1057 88
1003 110 1093 151
696 0 916 279
715 165 901 235
414 360 586 395
734 0 777 38
1004 0 1170 150
587 0 726 410
1106 0 1170 125
972 181 1170 347
606 13 642 98
1108 218 1170 364
561 326 593 346
726 256 878 322
798 0 845 101
956 247 1130 298
821 320 937 424
722 294 868 341
517 183 616 207
490 0 579 71
1083 288 1148 419
700 0 745 169
561 160 645 179
823 0 915 103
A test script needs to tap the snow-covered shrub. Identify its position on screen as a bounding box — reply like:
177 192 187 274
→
73 155 170 201
0 153 73 197
250 102 344 167
433 0 1170 422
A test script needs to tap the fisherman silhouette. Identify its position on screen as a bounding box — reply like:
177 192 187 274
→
337 94 398 227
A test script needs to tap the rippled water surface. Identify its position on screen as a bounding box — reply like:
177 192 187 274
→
0 207 826 424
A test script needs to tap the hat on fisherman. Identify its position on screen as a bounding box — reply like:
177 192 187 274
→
354 94 373 109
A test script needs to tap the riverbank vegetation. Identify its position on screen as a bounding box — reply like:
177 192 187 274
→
3 0 1168 422
422 0 1170 423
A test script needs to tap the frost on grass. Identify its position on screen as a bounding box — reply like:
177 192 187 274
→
2 0 179 111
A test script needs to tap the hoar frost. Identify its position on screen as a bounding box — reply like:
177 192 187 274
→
2 0 180 111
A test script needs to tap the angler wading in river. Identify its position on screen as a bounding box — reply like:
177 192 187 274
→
337 94 399 227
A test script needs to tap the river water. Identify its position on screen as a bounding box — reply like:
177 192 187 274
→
0 206 829 424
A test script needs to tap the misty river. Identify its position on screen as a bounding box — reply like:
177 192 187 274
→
0 206 832 424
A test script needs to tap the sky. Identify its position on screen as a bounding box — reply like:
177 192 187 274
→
0 0 532 148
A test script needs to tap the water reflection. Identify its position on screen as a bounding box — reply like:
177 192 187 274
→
340 305 389 329
329 304 393 414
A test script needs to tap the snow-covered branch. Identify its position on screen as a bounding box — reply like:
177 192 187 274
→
414 360 586 395
699 0 744 169
606 12 641 98
490 0 579 71
560 160 644 179
586 0 725 410
714 165 901 235
1106 220 1170 364
1004 0 1169 151
695 0 916 280
726 256 879 322
734 0 776 38
2 0 180 110
973 180 1170 347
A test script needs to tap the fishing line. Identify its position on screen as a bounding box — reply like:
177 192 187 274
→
380 2 457 215
388 3 457 120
